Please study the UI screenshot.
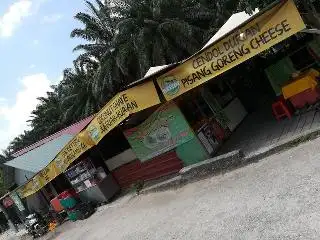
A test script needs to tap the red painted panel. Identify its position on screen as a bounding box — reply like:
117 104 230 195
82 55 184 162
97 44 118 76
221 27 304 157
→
112 151 183 188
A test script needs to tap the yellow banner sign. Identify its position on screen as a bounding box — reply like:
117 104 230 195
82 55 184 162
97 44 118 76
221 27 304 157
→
86 81 161 144
54 136 91 172
157 0 305 100
17 135 92 198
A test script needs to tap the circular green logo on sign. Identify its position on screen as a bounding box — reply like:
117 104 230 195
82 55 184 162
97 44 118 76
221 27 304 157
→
88 125 100 142
161 76 180 96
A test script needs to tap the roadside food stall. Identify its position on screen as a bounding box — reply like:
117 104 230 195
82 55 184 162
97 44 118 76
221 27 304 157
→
1 80 161 227
10 81 162 204
4 0 316 227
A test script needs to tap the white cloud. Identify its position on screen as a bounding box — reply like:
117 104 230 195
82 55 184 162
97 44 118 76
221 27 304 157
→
42 14 62 24
29 64 36 69
0 73 52 150
0 0 32 38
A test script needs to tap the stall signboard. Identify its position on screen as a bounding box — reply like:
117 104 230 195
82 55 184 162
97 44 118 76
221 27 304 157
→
17 135 92 198
53 136 91 172
86 81 161 145
157 0 306 100
124 102 194 161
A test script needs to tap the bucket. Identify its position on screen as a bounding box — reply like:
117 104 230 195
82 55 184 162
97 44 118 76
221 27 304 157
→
67 209 81 221
60 197 77 209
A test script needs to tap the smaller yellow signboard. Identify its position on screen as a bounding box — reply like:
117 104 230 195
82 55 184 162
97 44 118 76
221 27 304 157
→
54 135 91 172
86 81 161 145
17 135 92 198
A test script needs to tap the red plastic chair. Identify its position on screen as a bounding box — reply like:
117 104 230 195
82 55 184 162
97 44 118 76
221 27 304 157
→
50 197 64 213
272 98 292 121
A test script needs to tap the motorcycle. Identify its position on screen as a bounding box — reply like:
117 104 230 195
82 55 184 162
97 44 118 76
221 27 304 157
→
25 213 48 238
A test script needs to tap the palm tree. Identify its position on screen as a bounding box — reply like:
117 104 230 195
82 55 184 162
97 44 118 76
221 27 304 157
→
59 63 99 124
71 0 115 68
7 132 33 153
71 0 126 106
0 150 15 193
0 0 215 155
112 0 213 77
29 91 65 138
71 0 217 104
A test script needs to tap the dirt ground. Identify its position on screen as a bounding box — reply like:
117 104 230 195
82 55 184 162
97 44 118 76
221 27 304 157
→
5 136 320 239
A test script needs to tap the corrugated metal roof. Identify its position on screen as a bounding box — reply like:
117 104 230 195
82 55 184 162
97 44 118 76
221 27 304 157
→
5 134 75 173
12 115 94 157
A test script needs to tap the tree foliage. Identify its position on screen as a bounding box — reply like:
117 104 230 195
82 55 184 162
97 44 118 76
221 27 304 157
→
1 0 319 167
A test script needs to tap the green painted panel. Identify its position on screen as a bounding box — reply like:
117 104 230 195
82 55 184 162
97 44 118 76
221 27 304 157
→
265 57 296 96
176 137 209 166
124 103 194 162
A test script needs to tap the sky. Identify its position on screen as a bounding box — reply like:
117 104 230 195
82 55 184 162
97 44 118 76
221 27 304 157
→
0 0 88 150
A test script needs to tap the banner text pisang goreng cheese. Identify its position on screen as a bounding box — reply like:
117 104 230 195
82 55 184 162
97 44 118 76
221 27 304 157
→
157 0 306 100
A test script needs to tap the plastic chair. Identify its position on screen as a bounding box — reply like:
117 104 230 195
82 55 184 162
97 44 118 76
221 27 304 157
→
50 197 64 213
272 98 292 121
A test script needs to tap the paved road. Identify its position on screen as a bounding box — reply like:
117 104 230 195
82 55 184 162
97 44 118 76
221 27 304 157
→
12 137 320 239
